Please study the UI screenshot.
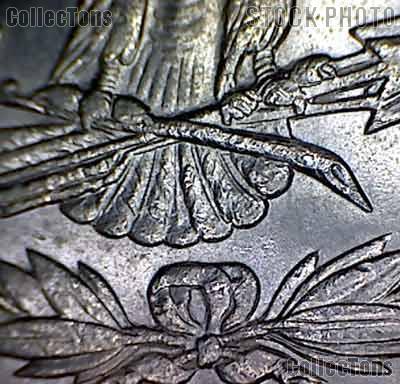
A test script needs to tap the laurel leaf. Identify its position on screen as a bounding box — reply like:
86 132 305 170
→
264 251 319 320
27 250 120 327
16 349 121 378
279 304 400 356
74 345 141 384
78 262 132 328
0 319 128 359
0 260 54 318
283 235 392 315
294 250 400 312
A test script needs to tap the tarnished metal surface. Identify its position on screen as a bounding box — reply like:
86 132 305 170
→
0 1 400 383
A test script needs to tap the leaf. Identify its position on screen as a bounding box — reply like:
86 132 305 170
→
382 282 400 305
74 345 141 384
269 332 392 376
263 251 319 320
27 250 120 327
216 345 310 384
250 235 400 376
0 119 159 219
74 345 190 384
0 260 54 317
78 262 132 328
0 124 78 155
94 350 196 384
0 319 129 359
294 250 400 312
16 349 122 378
0 298 21 317
0 151 126 218
281 234 391 316
278 304 400 357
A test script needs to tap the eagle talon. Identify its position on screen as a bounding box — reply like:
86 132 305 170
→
291 56 337 86
318 63 337 80
221 90 262 125
293 97 307 115
80 90 113 131
262 79 308 114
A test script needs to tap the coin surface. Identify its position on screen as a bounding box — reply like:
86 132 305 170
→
0 1 400 383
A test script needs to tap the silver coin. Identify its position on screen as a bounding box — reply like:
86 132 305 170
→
0 1 400 383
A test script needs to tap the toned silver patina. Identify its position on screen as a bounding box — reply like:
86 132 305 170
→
3 1 400 246
1 235 400 384
1 0 400 383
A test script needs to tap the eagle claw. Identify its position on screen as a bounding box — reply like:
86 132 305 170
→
80 90 113 131
221 90 262 125
262 79 308 115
